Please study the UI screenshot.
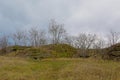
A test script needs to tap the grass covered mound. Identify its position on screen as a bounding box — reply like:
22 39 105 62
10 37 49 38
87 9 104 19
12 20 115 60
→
104 43 120 60
42 44 77 57
5 44 77 59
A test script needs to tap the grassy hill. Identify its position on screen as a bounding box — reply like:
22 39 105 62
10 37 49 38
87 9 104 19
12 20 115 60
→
3 44 77 59
1 43 120 60
0 56 119 80
0 44 120 80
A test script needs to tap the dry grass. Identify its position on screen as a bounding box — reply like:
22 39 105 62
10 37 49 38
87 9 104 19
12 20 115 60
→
0 56 119 80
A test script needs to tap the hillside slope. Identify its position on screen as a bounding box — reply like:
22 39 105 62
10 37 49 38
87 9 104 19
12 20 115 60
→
3 44 77 59
103 43 120 60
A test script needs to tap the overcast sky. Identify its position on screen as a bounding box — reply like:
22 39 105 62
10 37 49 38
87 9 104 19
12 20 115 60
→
0 0 120 36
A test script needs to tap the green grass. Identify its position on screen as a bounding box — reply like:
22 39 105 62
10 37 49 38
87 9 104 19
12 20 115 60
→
0 56 120 80
6 44 77 58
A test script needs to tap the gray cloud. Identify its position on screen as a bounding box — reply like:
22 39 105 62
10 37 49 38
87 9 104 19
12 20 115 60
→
0 0 120 36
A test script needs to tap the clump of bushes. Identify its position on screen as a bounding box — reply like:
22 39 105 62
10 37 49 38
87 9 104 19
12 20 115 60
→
103 43 120 61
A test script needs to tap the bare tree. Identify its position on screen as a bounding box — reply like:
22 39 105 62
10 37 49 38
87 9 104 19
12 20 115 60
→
49 19 66 44
63 34 76 46
0 35 9 53
29 27 38 47
76 33 96 49
13 31 22 45
0 35 8 49
37 30 47 46
12 30 28 46
75 33 96 57
93 37 105 49
107 30 120 46
22 31 29 46
93 37 106 55
29 27 47 47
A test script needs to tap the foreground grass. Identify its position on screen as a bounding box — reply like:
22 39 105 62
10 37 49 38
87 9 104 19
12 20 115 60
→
0 56 120 80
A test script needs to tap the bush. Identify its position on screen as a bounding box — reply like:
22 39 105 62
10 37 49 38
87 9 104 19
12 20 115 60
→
103 43 120 61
